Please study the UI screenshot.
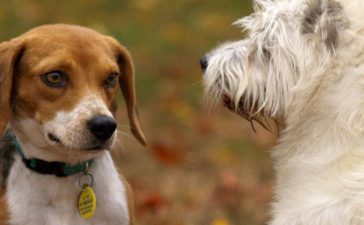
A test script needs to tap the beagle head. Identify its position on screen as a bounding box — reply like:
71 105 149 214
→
0 24 146 162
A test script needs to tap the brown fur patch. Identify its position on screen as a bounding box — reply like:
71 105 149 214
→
0 40 25 137
0 189 8 225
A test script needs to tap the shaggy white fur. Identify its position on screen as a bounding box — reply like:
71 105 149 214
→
203 0 364 224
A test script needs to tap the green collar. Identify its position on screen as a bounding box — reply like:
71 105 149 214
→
12 138 94 177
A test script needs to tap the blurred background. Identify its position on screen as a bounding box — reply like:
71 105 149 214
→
0 1 277 224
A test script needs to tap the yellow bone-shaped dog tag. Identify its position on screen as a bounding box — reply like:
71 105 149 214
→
78 185 97 220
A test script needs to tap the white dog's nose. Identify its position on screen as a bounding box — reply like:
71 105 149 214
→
200 55 209 73
87 116 117 142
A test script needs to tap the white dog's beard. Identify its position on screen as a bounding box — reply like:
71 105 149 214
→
223 93 274 131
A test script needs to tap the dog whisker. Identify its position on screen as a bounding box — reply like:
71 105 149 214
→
117 129 134 140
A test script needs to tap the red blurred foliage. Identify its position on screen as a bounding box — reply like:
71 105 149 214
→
213 170 244 210
134 189 169 219
150 142 184 166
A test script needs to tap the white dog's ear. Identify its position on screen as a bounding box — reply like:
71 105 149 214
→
303 0 348 51
0 40 25 138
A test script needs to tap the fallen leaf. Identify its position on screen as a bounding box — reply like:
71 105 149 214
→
211 218 230 225
151 142 184 166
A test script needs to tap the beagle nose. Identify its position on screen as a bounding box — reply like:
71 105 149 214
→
87 116 117 142
200 55 209 72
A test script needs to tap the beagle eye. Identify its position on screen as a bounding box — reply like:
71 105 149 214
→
41 71 67 88
104 73 119 88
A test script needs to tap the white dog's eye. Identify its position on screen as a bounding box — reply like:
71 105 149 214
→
104 73 119 88
41 71 67 88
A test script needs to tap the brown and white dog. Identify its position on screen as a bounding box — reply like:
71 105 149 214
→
0 24 146 225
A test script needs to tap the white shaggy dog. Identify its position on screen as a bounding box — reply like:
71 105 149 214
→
201 0 364 224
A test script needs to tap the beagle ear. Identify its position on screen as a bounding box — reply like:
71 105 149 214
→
0 40 25 138
109 40 147 145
